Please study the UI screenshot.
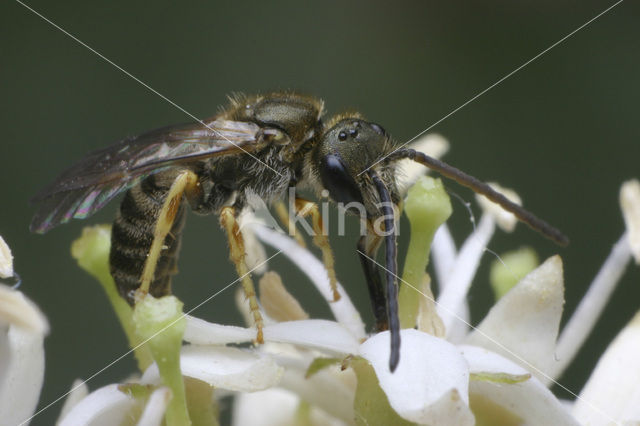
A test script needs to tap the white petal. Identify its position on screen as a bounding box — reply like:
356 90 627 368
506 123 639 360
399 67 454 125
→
57 384 136 426
234 287 255 328
184 315 255 345
275 356 356 424
238 210 269 274
252 225 366 340
0 286 49 425
184 317 360 355
437 214 495 341
444 302 471 344
0 236 13 279
553 233 631 380
475 183 521 232
620 179 640 263
461 345 579 426
0 285 49 334
396 133 450 193
232 388 299 426
136 387 171 426
431 225 470 343
240 194 284 233
141 345 283 392
465 256 564 384
58 379 90 422
233 387 347 426
431 224 457 291
0 326 47 426
573 312 640 425
360 329 474 425
263 320 361 355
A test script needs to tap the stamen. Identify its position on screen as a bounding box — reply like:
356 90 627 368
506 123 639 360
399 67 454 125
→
551 180 640 379
437 215 495 341
259 272 309 322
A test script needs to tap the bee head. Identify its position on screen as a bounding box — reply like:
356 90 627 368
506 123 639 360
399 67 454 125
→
313 117 400 217
313 116 403 372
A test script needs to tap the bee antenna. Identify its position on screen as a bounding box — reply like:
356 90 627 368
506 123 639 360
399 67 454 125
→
387 149 569 246
368 169 401 372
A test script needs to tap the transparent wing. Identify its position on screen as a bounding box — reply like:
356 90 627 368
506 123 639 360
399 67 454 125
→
31 119 264 233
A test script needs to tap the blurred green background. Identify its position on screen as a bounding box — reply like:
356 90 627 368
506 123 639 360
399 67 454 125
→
1 1 639 424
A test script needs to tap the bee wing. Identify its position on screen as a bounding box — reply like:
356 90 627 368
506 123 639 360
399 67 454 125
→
31 119 265 233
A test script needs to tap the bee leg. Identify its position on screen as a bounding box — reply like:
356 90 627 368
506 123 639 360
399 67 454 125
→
137 170 200 302
273 201 307 248
357 227 388 331
293 198 340 302
220 206 264 344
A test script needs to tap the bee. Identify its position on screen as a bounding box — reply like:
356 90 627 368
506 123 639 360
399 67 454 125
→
31 92 567 372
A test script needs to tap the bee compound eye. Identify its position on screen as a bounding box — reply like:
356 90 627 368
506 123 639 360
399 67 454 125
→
370 123 386 135
319 154 364 205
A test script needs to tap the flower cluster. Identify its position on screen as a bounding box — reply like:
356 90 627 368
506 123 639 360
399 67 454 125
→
4 137 640 425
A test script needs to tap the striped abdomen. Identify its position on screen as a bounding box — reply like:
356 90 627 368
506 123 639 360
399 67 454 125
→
110 171 187 304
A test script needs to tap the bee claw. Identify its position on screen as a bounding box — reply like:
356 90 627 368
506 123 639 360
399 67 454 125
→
255 328 264 345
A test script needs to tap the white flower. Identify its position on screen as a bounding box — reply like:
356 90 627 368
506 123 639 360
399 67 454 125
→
569 179 640 425
0 236 49 426
0 235 15 280
232 222 575 425
214 176 638 424
572 312 640 425
50 165 640 424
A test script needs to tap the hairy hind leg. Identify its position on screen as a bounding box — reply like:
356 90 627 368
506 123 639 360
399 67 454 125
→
294 197 340 302
135 170 200 302
220 206 264 344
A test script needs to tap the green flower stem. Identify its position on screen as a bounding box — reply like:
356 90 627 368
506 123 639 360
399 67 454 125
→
133 295 190 426
71 225 153 370
399 177 452 329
